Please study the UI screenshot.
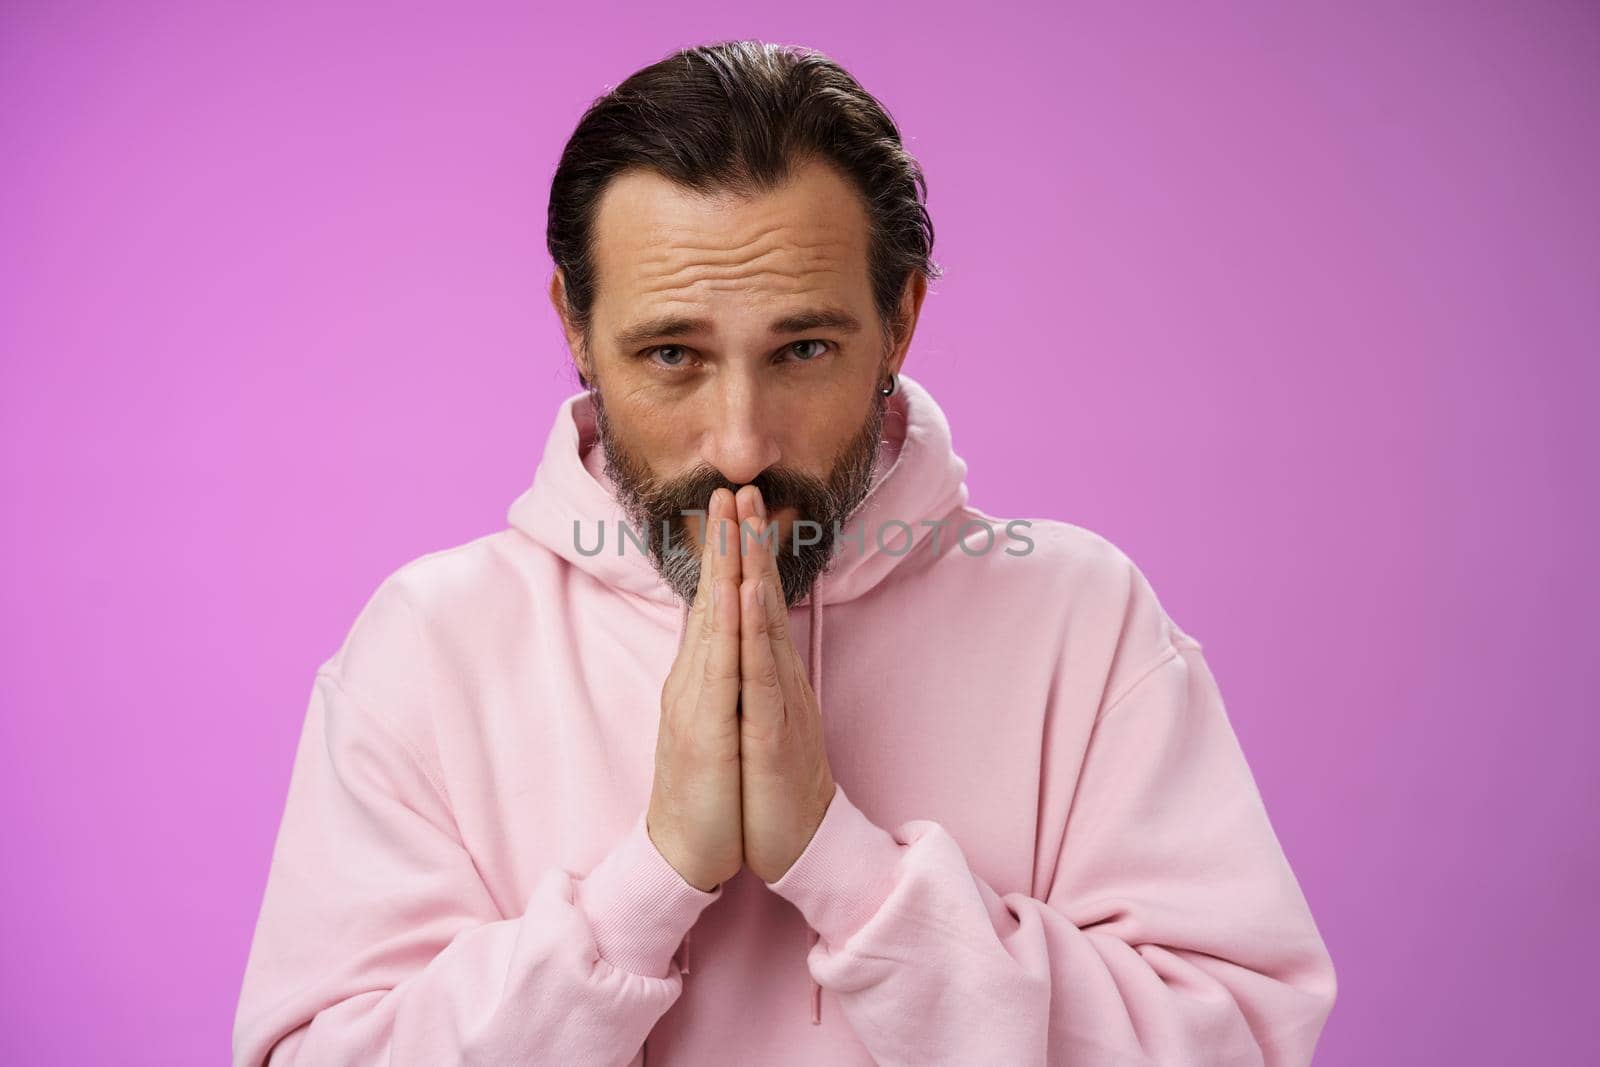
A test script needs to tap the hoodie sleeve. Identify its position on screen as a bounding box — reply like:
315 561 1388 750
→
232 667 721 1067
764 636 1337 1066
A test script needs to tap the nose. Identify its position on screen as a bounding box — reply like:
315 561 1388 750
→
700 370 780 486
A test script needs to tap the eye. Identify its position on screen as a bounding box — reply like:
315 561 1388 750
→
785 339 831 363
644 345 692 369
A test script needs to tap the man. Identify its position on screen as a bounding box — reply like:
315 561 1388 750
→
234 40 1336 1066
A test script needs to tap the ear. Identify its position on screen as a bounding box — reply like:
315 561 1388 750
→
884 272 928 379
548 269 593 383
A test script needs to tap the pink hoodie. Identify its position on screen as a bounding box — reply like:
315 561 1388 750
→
233 372 1336 1065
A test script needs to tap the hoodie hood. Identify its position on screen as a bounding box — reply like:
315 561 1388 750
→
505 370 970 1023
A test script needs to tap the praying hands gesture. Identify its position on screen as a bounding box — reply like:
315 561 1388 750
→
646 486 838 892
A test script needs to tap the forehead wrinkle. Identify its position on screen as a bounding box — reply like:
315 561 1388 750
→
637 269 850 305
621 237 858 307
647 224 852 260
591 169 874 328
631 227 852 278
641 241 793 279
640 255 848 295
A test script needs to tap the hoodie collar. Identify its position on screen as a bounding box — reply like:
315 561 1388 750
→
505 370 969 1024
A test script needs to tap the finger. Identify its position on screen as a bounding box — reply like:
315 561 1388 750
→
735 484 764 558
709 487 742 590
701 571 742 721
740 571 784 735
756 525 807 705
685 490 724 637
736 489 778 605
686 489 740 698
666 490 726 700
735 492 795 670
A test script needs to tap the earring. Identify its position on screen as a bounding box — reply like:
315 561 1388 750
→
880 374 897 397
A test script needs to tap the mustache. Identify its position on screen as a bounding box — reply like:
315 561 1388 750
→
634 463 832 525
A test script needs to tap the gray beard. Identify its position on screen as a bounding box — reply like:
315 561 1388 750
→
589 384 888 608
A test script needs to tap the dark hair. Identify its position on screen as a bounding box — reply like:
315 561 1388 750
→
547 40 940 369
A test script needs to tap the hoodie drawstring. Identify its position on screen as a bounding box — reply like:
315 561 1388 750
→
804 578 825 1024
671 579 828 1024
675 600 696 980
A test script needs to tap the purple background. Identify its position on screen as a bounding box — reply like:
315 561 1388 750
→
3 3 1595 1064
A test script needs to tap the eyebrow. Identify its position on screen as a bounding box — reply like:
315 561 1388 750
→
614 307 864 349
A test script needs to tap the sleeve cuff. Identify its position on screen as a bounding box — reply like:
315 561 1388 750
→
764 783 905 946
578 808 723 978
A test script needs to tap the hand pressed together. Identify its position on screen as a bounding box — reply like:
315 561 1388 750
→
646 485 837 891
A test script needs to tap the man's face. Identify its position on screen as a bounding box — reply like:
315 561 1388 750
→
554 158 921 607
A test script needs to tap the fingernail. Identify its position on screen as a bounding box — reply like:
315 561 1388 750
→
713 584 721 609
756 582 766 607
755 491 767 519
